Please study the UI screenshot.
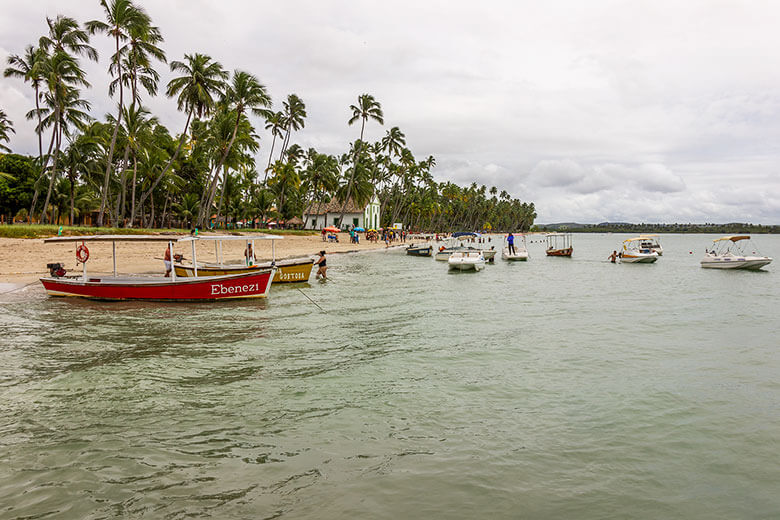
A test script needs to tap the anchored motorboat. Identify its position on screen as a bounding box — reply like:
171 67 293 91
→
700 235 772 270
639 234 663 256
502 234 529 261
619 237 659 263
40 235 275 301
406 243 433 257
448 251 486 271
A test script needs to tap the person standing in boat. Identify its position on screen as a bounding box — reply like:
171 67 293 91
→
244 243 255 266
314 250 327 279
507 233 516 255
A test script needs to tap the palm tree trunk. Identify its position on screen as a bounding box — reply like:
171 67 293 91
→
98 32 124 227
338 118 366 227
113 143 131 226
68 165 76 226
29 123 57 223
262 132 277 185
135 110 192 224
129 153 137 227
28 83 44 224
198 112 241 227
216 165 228 228
41 117 61 225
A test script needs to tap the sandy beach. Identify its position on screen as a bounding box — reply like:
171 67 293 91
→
0 233 400 286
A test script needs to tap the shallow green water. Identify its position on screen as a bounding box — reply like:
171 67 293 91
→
1 234 778 519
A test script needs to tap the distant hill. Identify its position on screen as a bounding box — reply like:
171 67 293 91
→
534 222 779 234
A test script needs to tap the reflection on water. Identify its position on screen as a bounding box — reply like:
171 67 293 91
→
0 234 779 519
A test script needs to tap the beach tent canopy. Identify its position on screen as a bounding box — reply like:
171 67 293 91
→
452 232 479 238
354 227 365 232
324 226 340 232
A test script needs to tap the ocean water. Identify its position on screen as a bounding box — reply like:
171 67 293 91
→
1 233 778 519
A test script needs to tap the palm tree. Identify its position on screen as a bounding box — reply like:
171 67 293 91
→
278 94 306 158
339 93 383 226
197 70 270 227
262 110 284 182
135 53 227 223
39 15 98 62
0 109 14 153
87 0 151 226
6 45 48 221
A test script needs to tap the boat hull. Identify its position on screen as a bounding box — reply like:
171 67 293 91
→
448 253 485 271
620 253 658 263
701 256 772 270
406 245 433 257
174 258 313 283
546 247 573 257
40 269 274 301
502 247 528 261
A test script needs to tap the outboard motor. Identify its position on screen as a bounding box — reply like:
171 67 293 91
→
47 262 66 278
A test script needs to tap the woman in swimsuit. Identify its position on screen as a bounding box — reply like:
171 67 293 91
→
314 250 327 279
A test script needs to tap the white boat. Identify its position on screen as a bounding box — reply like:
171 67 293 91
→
448 251 485 271
502 234 529 261
619 237 659 263
700 235 772 270
639 234 663 256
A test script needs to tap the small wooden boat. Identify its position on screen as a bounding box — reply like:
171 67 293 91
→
406 243 433 257
40 235 275 301
174 234 314 283
448 251 485 271
700 235 772 270
546 232 573 257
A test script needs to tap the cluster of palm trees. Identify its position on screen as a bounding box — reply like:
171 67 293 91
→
1 0 536 232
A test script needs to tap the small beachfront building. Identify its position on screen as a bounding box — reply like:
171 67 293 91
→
303 195 380 230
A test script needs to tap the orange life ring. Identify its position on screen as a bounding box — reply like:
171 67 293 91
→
76 243 89 263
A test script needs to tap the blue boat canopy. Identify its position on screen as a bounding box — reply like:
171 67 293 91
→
452 232 479 238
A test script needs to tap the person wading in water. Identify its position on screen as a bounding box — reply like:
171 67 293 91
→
314 250 327 279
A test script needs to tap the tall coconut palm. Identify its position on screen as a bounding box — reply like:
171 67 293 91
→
339 93 383 226
39 15 98 62
198 70 270 227
0 109 14 153
87 0 151 226
262 110 284 182
5 45 48 220
278 93 306 158
134 53 227 223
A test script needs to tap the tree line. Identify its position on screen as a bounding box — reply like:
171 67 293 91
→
0 0 536 232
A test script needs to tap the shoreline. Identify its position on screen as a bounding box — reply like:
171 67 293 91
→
0 235 412 289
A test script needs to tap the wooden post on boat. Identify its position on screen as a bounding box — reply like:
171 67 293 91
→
112 241 117 277
191 239 198 277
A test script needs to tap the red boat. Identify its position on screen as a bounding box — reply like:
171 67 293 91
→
40 235 275 301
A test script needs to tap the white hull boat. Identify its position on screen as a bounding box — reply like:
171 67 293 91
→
700 235 772 270
502 247 528 261
620 237 659 263
639 234 663 256
448 251 485 271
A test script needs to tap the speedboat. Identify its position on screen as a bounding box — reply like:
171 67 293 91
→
639 234 663 255
448 251 485 271
545 232 573 257
700 235 772 270
40 235 275 301
406 243 433 257
469 246 496 262
502 234 529 261
619 237 659 263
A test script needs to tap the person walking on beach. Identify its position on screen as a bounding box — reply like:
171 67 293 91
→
321 228 326 242
507 233 516 255
314 250 327 279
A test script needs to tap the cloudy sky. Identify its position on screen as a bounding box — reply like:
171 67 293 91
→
2 0 779 223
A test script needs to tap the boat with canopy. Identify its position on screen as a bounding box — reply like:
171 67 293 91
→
434 233 496 262
639 234 663 255
700 235 772 270
40 235 275 300
173 234 314 283
619 237 659 263
545 232 573 257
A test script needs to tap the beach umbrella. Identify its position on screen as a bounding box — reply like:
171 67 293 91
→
367 228 377 232
324 226 340 232
354 227 365 232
